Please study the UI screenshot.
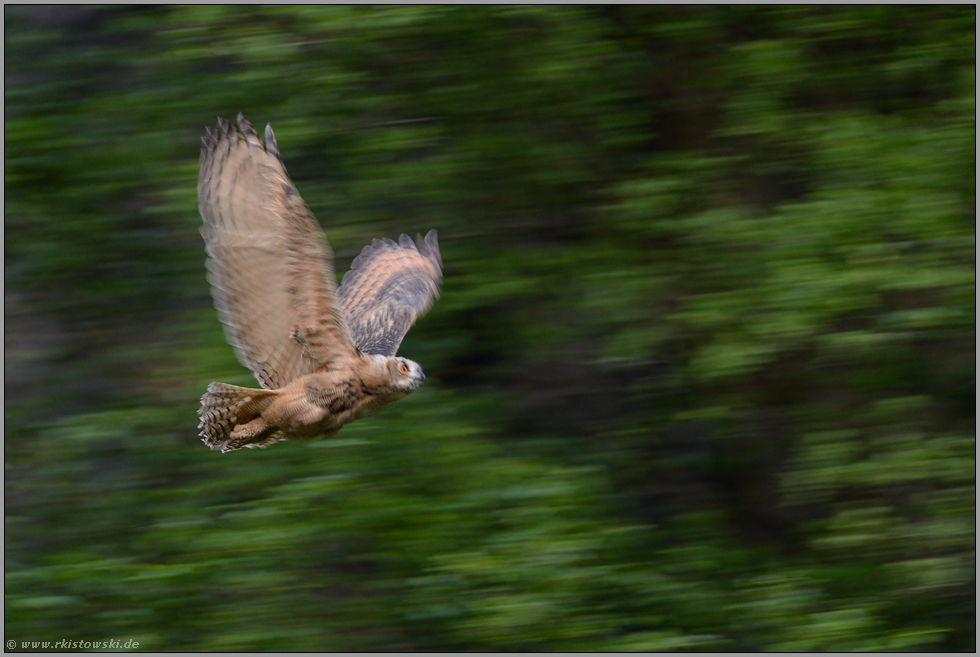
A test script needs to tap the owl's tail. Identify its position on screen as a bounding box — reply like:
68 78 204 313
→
198 382 281 453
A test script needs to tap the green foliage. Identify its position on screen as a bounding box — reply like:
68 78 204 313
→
5 5 974 650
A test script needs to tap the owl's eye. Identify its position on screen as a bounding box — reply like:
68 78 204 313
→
399 363 409 374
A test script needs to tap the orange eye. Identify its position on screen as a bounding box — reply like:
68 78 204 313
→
399 363 409 374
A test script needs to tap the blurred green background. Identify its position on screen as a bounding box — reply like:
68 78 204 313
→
5 6 975 651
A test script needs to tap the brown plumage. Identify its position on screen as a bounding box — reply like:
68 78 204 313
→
197 114 442 453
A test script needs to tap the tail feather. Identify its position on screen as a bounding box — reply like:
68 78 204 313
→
198 382 279 452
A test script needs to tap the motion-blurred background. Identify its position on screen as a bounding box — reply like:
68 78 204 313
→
5 6 975 651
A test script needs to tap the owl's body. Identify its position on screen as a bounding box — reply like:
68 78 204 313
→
199 353 425 451
197 114 441 453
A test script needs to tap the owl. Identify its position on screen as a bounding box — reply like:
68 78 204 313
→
197 114 442 453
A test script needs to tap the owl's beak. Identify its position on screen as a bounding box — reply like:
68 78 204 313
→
418 371 426 384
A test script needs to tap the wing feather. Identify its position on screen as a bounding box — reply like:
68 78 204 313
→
199 114 356 389
338 230 442 357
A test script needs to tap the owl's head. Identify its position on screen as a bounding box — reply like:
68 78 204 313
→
388 356 426 392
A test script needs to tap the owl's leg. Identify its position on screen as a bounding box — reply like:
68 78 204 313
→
199 381 280 452
222 417 275 453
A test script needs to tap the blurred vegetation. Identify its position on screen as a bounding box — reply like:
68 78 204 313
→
5 5 975 651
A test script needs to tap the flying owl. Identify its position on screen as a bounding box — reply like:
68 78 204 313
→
197 114 442 453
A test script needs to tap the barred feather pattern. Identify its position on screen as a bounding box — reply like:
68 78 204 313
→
338 230 442 357
198 382 280 451
198 113 354 390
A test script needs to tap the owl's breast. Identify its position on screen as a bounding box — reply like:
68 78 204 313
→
301 368 394 424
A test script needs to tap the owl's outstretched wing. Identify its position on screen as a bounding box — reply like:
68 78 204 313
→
198 114 356 390
338 230 442 357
